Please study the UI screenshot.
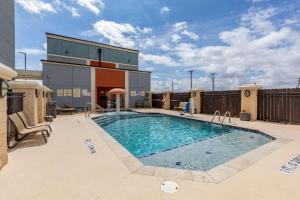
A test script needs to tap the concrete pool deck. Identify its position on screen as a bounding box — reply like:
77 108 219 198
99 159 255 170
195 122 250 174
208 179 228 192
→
1 109 300 199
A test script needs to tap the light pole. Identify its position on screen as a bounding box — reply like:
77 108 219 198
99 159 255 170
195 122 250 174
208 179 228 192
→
18 52 27 70
210 73 216 91
171 79 174 93
188 70 194 89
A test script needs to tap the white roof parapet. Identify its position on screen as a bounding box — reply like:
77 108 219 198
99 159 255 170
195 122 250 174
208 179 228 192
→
8 81 41 89
162 90 172 93
239 84 263 90
0 62 17 80
41 85 53 92
190 88 204 92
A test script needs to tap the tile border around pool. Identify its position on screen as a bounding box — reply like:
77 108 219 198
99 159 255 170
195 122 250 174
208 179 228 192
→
88 112 292 184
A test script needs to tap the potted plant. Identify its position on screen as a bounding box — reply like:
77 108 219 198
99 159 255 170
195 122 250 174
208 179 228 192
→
240 109 251 121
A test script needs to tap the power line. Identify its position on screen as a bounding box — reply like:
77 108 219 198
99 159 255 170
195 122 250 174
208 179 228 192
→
210 73 216 91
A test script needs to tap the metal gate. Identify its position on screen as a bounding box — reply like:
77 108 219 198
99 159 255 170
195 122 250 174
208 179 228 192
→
257 88 300 124
201 90 241 117
152 93 163 108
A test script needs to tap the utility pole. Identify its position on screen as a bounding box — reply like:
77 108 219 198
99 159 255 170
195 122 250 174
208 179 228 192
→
210 73 216 91
188 70 194 89
18 52 27 70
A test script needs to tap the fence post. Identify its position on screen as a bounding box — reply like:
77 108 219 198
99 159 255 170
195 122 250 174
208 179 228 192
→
9 81 41 126
190 89 204 114
0 63 17 170
239 84 262 121
162 91 171 110
148 91 152 108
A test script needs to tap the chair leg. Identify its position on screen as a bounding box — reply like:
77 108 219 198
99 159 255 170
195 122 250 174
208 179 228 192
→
42 131 48 143
49 126 52 132
46 130 50 137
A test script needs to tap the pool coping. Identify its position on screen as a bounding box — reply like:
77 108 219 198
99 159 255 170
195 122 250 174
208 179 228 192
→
88 111 292 184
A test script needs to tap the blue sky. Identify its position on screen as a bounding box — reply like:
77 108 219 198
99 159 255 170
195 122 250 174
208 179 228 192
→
15 0 300 91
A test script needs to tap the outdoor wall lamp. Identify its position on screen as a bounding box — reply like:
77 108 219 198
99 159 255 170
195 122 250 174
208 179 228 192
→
0 79 9 98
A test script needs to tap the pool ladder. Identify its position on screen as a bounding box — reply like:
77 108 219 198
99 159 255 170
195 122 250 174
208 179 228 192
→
222 111 231 124
211 110 231 124
211 110 221 123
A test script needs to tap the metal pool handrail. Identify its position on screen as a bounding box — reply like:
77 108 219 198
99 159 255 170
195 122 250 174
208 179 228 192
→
211 110 221 122
222 111 231 124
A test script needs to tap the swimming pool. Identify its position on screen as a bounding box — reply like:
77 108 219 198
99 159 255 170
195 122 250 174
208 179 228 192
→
93 112 274 171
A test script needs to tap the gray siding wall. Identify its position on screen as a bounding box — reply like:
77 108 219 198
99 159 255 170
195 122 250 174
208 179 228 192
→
128 71 151 108
43 63 91 107
48 55 87 65
47 38 138 69
0 1 14 68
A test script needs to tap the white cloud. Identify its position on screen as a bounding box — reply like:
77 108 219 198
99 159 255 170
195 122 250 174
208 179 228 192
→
16 48 46 56
181 30 200 40
171 34 181 43
241 7 277 35
160 44 171 51
89 20 137 48
160 6 170 14
53 0 80 17
173 22 188 32
16 0 56 14
77 0 104 15
140 53 179 67
85 20 154 49
140 27 153 34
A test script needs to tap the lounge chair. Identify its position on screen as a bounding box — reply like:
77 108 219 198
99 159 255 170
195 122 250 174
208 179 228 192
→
95 104 105 113
17 111 52 132
174 102 188 111
56 106 77 114
8 114 50 143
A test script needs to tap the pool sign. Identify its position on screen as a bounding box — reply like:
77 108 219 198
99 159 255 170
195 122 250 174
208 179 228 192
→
280 154 300 174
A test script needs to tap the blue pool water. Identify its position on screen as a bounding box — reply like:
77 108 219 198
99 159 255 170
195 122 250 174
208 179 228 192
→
93 112 274 171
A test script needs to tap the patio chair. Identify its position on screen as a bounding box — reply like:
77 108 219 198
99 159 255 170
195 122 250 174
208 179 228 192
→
174 102 188 111
17 111 52 132
56 106 77 114
95 104 106 113
8 114 49 143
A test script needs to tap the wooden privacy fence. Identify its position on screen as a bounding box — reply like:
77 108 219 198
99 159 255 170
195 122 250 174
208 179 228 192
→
201 90 241 117
152 93 163 108
170 92 190 110
258 88 300 124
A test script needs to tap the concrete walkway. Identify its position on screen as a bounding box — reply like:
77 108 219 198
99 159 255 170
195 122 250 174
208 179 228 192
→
1 110 300 200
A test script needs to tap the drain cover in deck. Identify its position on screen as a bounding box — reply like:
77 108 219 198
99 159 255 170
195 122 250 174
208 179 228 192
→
161 181 179 193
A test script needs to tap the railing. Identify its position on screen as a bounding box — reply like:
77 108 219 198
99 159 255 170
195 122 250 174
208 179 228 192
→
222 111 231 124
211 110 221 123
7 92 24 148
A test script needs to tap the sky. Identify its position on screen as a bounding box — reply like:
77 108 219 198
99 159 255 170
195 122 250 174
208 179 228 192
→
15 0 300 91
